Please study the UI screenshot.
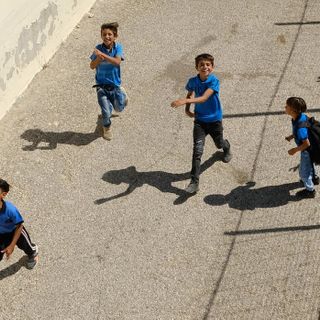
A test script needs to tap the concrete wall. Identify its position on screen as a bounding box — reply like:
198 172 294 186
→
0 0 96 119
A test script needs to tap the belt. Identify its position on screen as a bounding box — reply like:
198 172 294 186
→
92 84 115 91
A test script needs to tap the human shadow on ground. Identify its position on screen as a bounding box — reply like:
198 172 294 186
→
95 152 223 205
0 256 26 280
20 116 102 150
204 181 302 211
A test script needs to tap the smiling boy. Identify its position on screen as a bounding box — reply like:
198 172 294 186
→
90 22 128 140
171 53 232 193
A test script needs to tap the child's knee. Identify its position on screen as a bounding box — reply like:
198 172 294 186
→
193 139 204 156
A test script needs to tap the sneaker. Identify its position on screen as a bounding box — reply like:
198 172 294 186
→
102 126 112 140
185 181 199 194
222 141 232 163
296 189 316 199
120 86 129 106
26 246 38 270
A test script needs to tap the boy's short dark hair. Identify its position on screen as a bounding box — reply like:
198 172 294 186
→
101 22 119 36
195 53 214 67
286 97 307 114
0 179 10 193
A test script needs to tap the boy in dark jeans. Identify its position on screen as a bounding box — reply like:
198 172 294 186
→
0 179 38 269
171 53 232 193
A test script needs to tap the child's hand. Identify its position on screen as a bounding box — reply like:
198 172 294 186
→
1 245 14 259
171 99 185 108
285 134 293 141
288 148 297 156
94 49 105 60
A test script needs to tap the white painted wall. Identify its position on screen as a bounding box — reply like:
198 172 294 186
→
0 0 96 119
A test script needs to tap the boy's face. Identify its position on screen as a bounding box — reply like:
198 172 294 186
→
101 28 117 48
285 104 297 118
196 59 214 79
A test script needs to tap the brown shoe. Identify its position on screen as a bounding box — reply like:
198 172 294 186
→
102 126 112 140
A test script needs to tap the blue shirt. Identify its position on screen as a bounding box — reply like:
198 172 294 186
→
186 73 223 122
90 42 124 86
0 200 24 234
292 113 308 146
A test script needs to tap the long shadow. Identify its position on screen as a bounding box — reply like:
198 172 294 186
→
0 256 26 280
224 107 320 119
225 224 320 236
275 21 320 26
20 115 102 150
95 152 222 205
204 181 302 211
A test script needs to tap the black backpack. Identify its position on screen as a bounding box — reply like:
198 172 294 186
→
298 117 320 164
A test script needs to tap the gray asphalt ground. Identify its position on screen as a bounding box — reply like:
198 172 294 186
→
1 0 320 319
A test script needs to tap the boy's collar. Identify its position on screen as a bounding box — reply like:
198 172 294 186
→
197 73 212 82
102 42 115 51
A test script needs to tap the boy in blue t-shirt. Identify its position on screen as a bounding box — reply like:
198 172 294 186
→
171 53 232 193
90 22 128 140
0 179 38 269
285 97 318 198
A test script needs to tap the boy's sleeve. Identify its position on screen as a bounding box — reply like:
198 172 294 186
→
297 127 308 142
185 78 194 92
90 45 99 61
208 77 219 93
115 43 124 61
8 205 24 225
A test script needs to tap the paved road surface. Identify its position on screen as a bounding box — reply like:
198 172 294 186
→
1 0 320 319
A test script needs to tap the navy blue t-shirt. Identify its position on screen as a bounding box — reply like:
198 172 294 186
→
292 113 309 146
186 73 223 122
90 42 124 87
0 200 24 234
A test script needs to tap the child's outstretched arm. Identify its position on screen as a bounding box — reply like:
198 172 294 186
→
171 88 214 108
1 223 23 259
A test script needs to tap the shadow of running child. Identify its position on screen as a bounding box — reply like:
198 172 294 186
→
204 181 302 211
94 152 222 205
20 115 102 151
0 256 27 280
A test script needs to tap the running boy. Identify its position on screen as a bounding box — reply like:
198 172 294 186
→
171 53 232 193
0 179 38 269
285 97 318 198
90 22 128 140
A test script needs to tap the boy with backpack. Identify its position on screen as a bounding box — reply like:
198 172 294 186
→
285 97 319 198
